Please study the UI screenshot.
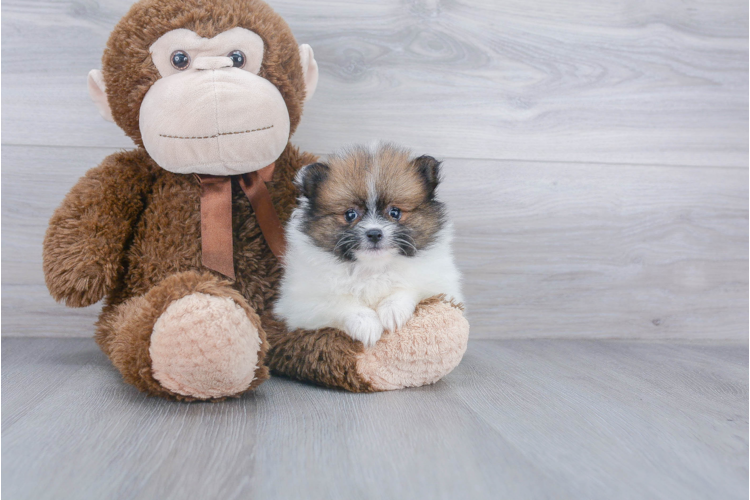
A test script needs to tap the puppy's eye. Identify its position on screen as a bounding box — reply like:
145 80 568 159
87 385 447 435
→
228 50 246 68
389 207 402 221
171 50 190 70
345 209 358 223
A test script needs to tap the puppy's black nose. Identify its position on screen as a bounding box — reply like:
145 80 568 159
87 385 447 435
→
365 229 383 243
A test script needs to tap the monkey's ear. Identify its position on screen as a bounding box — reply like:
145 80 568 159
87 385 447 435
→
294 162 329 199
413 155 442 197
87 69 114 122
298 45 319 102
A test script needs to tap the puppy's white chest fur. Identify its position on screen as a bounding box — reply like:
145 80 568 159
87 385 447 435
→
275 215 463 347
274 143 463 347
341 260 413 309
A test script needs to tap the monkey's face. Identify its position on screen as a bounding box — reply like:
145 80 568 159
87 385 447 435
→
138 28 292 175
88 0 319 176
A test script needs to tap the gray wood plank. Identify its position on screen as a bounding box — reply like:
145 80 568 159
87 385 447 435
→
452 340 749 499
2 338 747 500
1 0 747 167
2 284 102 338
448 160 749 340
2 146 111 337
4 145 746 340
1 338 105 428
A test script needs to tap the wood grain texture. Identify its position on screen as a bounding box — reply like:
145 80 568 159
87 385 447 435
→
4 145 746 339
1 0 747 166
2 338 747 500
2 146 112 337
446 159 749 339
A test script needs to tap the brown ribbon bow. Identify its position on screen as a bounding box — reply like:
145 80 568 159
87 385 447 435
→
197 163 286 280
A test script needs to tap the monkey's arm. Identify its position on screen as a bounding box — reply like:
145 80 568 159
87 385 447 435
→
43 150 154 307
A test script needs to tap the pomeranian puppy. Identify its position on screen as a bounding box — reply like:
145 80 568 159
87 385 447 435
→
275 143 462 347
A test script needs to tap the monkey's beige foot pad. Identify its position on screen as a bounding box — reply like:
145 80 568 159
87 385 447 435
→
356 298 469 391
150 292 261 399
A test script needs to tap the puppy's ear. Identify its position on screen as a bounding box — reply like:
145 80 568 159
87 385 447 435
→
294 162 330 199
413 155 442 197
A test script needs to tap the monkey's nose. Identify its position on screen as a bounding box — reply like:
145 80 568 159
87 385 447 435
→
365 229 383 243
193 56 234 70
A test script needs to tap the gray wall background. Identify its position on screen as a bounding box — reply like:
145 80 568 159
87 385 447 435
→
2 0 747 340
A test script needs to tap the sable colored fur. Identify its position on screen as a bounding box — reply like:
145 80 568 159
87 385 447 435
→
275 144 463 347
295 144 447 259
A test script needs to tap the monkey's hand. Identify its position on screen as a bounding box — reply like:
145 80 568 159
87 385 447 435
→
43 151 153 307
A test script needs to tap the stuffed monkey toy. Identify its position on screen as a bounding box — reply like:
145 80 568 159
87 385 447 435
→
43 0 469 401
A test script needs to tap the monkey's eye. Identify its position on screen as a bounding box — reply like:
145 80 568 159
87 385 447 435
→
228 50 246 68
170 50 190 70
344 209 358 223
389 207 402 221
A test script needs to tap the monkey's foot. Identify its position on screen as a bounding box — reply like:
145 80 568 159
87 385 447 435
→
98 271 268 401
355 297 469 391
150 292 263 399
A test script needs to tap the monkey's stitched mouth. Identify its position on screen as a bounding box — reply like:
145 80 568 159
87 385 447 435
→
159 125 274 140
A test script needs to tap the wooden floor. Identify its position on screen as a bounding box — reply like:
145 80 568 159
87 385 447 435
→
3 338 747 500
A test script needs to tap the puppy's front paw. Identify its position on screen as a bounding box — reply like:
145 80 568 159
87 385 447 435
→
344 309 384 347
377 294 417 333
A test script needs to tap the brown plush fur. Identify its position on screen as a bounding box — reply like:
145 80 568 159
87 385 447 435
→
43 150 157 308
263 296 464 393
97 271 270 401
42 0 339 401
262 313 374 392
44 141 313 400
43 0 467 401
102 0 306 147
